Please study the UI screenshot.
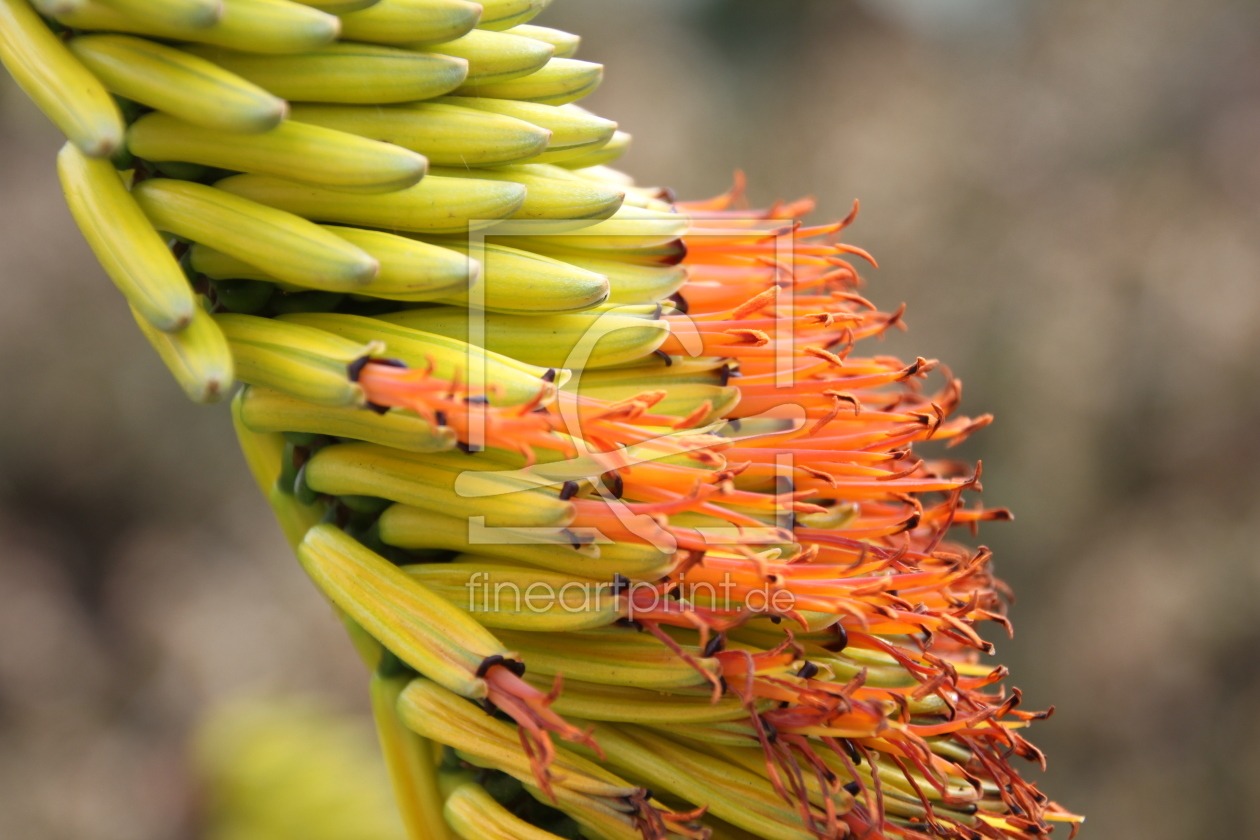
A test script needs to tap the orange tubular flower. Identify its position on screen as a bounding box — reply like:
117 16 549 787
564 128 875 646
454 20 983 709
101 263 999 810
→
344 180 1078 840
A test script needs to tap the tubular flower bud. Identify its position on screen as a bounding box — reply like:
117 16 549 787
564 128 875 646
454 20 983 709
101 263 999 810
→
4 2 1079 839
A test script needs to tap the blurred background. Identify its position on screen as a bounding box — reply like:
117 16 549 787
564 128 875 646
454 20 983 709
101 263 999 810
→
2 0 1258 837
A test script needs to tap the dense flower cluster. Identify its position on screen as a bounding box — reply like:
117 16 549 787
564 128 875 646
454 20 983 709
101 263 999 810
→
0 0 1079 838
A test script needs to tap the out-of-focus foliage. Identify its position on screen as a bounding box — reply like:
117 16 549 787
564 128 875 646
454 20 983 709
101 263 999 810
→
196 696 405 840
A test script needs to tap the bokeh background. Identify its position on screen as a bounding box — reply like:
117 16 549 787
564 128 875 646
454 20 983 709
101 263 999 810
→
2 0 1259 837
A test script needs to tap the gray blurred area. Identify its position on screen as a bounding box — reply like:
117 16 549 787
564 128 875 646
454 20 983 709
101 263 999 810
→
1 0 1258 837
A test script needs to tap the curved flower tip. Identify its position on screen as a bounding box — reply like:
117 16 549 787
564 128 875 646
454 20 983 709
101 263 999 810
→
481 665 601 796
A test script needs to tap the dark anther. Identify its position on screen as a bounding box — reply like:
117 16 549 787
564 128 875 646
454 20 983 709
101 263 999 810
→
718 676 729 695
719 364 732 386
844 781 861 795
842 739 861 764
702 634 726 657
505 659 526 677
456 441 473 453
475 654 507 678
833 622 849 652
611 574 632 597
652 303 664 320
605 472 624 498
615 617 644 630
560 480 580 501
434 410 448 427
762 719 778 743
887 589 900 597
561 527 584 550
798 661 819 680
769 615 782 625
542 368 558 383
347 355 372 382
366 402 391 415
642 789 654 802
667 291 689 314
652 349 673 366
727 418 742 432
662 238 688 266
464 394 490 405
479 698 498 715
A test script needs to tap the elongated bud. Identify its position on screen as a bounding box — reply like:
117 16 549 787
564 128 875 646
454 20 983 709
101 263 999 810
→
58 144 196 332
304 442 576 528
288 101 552 167
215 313 382 407
435 164 624 221
215 172 526 235
431 28 554 86
57 0 342 55
383 305 668 369
299 523 511 699
444 781 568 840
132 179 380 289
93 0 223 30
460 57 603 107
495 627 722 691
405 560 620 631
238 385 458 453
132 303 233 402
183 42 468 104
339 0 482 47
69 34 286 134
439 96 617 163
128 113 428 194
415 240 611 314
192 227 475 301
0 0 124 157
